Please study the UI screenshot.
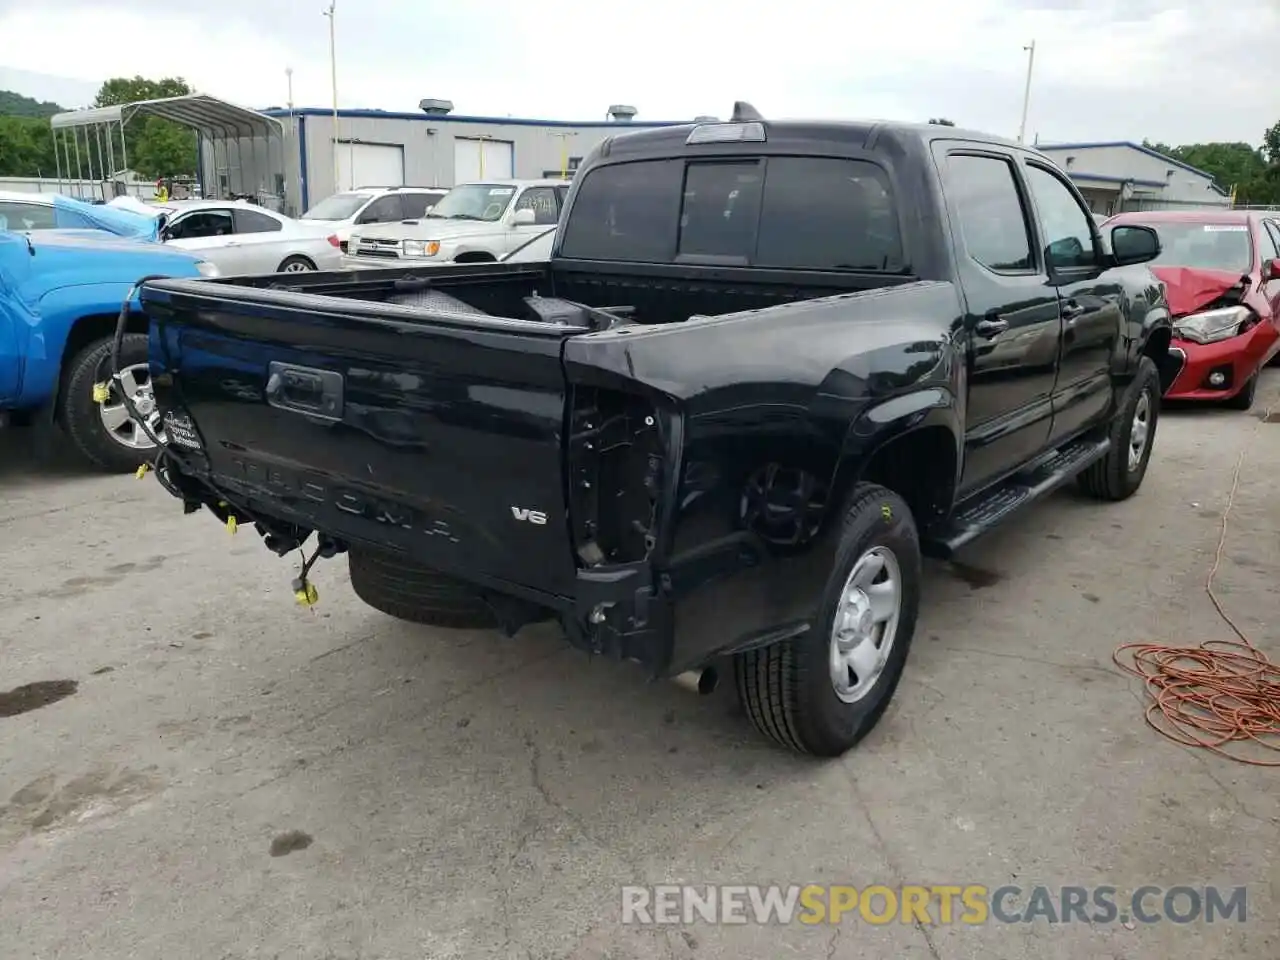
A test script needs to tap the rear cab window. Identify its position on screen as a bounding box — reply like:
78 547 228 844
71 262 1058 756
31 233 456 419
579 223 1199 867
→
560 155 904 271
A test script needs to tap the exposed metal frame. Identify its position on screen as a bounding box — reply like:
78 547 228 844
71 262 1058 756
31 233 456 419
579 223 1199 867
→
49 93 285 206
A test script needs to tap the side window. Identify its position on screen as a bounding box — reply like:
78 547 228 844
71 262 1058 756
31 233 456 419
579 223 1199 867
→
559 159 683 261
0 202 56 231
357 196 404 224
233 209 284 234
945 155 1034 273
755 157 904 271
514 187 560 225
1261 220 1280 259
399 193 438 220
166 210 234 240
1023 163 1098 269
678 161 763 260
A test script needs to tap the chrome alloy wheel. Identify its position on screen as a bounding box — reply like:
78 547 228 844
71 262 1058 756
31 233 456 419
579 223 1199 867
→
829 546 902 703
98 363 161 451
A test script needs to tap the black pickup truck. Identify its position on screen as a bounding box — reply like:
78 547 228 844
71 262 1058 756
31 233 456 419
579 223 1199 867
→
137 105 1171 756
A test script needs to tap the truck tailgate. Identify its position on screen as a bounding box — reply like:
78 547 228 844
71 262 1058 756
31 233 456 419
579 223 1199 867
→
143 283 585 601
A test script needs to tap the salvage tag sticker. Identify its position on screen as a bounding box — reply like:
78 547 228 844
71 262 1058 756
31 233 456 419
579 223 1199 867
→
1203 224 1248 232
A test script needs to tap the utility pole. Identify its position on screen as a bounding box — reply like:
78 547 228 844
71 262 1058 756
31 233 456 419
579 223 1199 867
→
323 2 340 190
549 131 578 179
1017 40 1036 144
285 67 294 111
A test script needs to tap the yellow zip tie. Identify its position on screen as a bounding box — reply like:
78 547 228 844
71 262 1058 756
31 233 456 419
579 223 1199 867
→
135 463 151 480
226 515 238 534
92 382 110 404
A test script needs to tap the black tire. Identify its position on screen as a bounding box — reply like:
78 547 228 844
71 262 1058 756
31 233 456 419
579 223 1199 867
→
1224 371 1258 411
277 255 316 272
60 333 158 473
733 483 921 757
1077 356 1160 501
348 548 497 629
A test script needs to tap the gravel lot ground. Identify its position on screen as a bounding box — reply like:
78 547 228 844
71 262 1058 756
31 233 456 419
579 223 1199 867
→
2 372 1278 960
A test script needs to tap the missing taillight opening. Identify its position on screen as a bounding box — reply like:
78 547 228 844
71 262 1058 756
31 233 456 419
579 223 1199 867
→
568 388 665 566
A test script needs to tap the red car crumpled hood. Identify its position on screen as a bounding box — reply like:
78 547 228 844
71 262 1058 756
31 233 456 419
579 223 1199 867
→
1152 266 1246 318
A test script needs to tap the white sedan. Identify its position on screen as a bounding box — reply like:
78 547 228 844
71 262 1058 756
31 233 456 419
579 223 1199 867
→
109 197 343 275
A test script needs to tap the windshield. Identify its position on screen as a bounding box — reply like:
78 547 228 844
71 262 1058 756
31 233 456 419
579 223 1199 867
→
426 183 516 222
302 193 372 220
1137 221 1254 273
503 227 556 262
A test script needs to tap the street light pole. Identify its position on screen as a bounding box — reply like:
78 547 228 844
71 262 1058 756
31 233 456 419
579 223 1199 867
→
1017 40 1036 144
285 67 294 111
323 2 340 190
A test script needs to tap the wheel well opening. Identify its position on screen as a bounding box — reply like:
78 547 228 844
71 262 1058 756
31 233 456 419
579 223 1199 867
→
857 426 957 527
54 313 146 421
1143 327 1177 393
453 251 495 263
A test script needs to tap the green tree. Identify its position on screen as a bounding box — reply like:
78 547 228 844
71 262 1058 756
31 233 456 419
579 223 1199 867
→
93 76 197 180
0 89 62 176
0 115 59 176
1143 135 1280 206
0 89 63 119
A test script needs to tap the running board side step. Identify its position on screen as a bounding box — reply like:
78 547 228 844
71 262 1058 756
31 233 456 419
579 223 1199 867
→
922 436 1111 560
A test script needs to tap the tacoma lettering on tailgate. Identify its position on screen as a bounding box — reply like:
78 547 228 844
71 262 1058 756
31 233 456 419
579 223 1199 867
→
222 457 461 543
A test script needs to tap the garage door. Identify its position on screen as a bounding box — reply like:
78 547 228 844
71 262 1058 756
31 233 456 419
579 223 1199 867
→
453 138 514 183
336 143 406 191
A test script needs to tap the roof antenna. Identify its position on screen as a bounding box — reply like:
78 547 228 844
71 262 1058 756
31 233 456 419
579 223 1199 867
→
730 101 764 122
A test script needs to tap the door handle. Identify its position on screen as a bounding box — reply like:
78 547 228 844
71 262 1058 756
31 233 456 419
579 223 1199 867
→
1062 300 1086 322
974 316 1008 338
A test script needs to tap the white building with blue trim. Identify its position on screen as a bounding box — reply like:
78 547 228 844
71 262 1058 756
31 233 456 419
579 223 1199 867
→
256 103 686 215
1035 141 1231 216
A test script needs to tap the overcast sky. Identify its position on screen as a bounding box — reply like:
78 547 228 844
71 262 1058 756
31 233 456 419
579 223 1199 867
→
1 0 1275 147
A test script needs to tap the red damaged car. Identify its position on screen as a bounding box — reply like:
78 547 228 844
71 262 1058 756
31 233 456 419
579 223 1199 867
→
1105 209 1280 410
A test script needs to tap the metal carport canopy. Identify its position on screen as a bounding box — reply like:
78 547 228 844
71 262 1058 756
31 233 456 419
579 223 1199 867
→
49 93 282 136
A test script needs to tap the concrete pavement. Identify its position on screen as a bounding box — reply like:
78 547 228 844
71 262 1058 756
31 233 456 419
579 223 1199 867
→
1 373 1278 959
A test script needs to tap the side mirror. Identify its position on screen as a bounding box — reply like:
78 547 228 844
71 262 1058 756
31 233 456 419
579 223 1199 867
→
511 208 536 227
1261 258 1280 282
1110 224 1161 267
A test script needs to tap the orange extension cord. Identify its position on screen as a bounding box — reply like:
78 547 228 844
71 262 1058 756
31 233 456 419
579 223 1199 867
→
1113 397 1280 766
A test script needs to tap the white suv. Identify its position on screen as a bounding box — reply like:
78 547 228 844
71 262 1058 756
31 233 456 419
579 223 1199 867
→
298 186 448 253
341 179 570 267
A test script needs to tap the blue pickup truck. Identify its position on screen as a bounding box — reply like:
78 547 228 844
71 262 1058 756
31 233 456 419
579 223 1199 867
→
1 227 218 471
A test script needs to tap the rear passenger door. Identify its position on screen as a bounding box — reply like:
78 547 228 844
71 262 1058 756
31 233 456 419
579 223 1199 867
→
1020 160 1120 444
937 150 1062 495
229 208 290 274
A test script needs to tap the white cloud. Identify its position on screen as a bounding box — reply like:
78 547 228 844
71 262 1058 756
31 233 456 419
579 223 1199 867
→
1 0 1275 145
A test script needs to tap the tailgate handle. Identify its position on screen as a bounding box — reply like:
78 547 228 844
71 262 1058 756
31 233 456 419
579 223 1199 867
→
265 362 344 421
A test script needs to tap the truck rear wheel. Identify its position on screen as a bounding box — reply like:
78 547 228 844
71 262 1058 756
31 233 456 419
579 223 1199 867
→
348 548 497 629
1077 356 1160 501
733 483 920 757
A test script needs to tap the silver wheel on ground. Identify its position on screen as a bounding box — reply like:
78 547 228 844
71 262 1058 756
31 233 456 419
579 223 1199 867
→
734 482 921 757
98 362 160 452
1127 390 1150 473
830 546 902 703
277 256 316 273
